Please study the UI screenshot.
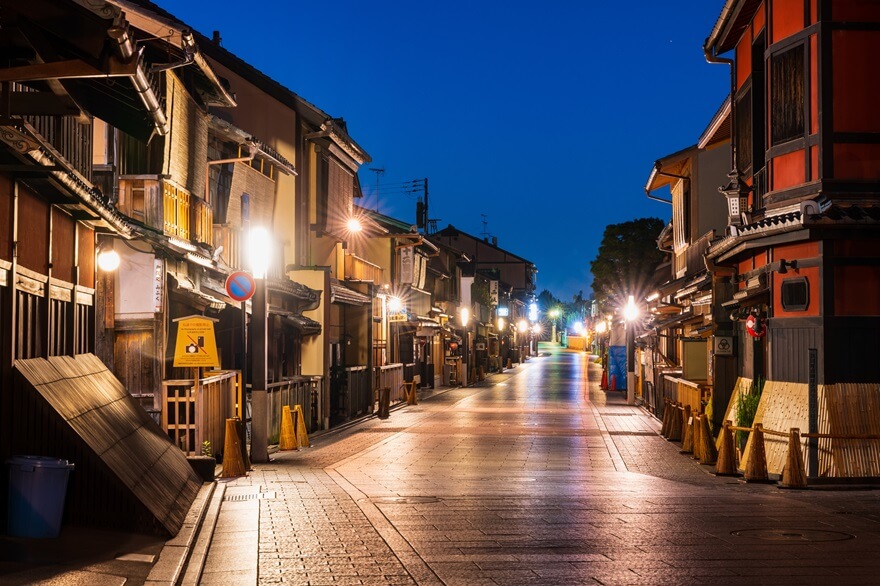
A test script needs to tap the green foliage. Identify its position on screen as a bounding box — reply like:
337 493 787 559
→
735 378 765 448
201 440 213 458
589 218 666 315
471 281 491 306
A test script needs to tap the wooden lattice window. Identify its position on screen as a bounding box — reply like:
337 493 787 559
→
771 45 805 146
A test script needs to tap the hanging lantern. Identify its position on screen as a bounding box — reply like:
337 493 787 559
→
745 313 765 338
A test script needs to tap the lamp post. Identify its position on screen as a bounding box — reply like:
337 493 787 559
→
623 295 639 406
249 227 271 463
549 309 560 344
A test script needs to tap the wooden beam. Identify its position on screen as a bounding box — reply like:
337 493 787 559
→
0 57 138 83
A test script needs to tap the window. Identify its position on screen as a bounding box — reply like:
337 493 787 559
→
781 277 809 311
736 88 753 173
771 45 805 146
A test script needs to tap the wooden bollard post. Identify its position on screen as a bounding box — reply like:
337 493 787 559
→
661 400 671 437
715 420 738 475
780 427 808 489
220 418 247 478
744 423 769 482
698 414 718 465
680 405 693 453
668 402 682 442
692 414 703 461
279 405 297 451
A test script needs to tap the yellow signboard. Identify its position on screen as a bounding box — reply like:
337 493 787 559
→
173 316 220 368
389 312 407 323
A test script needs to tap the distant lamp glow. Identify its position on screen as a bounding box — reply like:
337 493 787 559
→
459 306 470 327
497 317 505 331
531 324 542 335
248 227 271 279
528 302 538 322
517 319 528 333
549 309 560 319
346 217 363 233
573 321 584 334
624 295 639 322
97 248 120 272
595 320 608 334
388 296 403 313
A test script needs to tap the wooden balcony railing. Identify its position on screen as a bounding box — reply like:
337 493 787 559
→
118 177 213 247
345 254 383 284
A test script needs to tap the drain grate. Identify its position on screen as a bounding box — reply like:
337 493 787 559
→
372 496 441 504
732 528 854 542
224 491 276 502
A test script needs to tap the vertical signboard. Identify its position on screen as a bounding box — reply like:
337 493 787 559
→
489 280 499 306
153 259 164 313
400 246 414 284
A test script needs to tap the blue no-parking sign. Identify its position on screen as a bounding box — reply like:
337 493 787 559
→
225 271 256 302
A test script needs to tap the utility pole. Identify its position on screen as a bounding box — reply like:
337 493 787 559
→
480 214 491 241
369 167 384 213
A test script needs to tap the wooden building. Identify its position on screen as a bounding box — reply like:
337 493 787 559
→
704 0 880 385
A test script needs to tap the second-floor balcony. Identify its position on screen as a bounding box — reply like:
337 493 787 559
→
118 177 213 247
345 253 383 284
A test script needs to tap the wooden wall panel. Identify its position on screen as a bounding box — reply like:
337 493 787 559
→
0 174 12 261
78 226 95 289
772 149 806 190
768 317 821 382
832 30 880 133
17 186 48 274
51 208 75 284
772 0 805 43
833 144 880 181
832 0 880 21
824 317 880 382
834 266 880 315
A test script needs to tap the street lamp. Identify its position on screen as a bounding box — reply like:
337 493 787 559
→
624 295 639 406
549 309 560 343
248 227 271 463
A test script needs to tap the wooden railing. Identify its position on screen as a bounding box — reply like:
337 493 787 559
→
265 376 321 443
338 366 372 420
345 254 383 284
162 370 240 456
191 196 213 247
376 363 405 402
118 177 213 246
163 182 191 239
662 374 707 415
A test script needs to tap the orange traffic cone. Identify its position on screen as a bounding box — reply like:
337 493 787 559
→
698 414 718 465
680 405 693 453
715 420 738 476
220 418 247 478
744 424 769 482
780 428 807 489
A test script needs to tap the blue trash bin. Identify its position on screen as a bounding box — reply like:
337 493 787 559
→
7 455 74 538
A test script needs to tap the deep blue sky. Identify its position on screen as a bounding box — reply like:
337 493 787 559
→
159 0 730 302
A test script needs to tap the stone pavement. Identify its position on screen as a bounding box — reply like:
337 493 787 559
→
5 346 880 585
182 347 880 585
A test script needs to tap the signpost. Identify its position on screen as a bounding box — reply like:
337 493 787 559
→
173 316 221 403
225 271 256 302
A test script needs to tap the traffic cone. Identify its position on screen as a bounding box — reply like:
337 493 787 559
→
293 405 311 448
780 428 807 489
715 420 738 476
235 418 251 472
692 414 703 461
610 374 617 391
680 405 693 453
220 418 247 478
667 403 682 442
601 369 608 390
744 424 769 482
698 414 718 465
279 406 297 451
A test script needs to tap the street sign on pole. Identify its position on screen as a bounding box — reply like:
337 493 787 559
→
225 271 256 302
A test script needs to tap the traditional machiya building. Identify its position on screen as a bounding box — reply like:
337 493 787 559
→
702 0 880 476
641 99 732 425
0 0 241 534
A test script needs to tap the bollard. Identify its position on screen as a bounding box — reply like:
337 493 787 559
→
660 400 671 438
715 420 738 475
378 387 391 419
279 406 297 451
692 414 703 461
293 405 310 448
668 403 683 442
403 381 418 405
221 418 247 478
780 427 808 489
744 424 769 482
698 414 718 465
680 405 693 453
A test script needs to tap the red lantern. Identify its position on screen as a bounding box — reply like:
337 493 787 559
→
745 313 765 338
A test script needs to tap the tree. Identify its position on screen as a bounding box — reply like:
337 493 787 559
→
536 289 561 312
589 218 666 315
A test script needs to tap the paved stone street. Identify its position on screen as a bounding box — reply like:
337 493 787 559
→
204 346 880 585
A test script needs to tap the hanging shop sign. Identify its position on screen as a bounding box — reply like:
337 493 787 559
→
713 336 734 355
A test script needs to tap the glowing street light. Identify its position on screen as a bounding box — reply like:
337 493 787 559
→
388 296 403 314
517 319 528 333
247 226 272 462
459 306 470 327
346 217 363 233
624 294 638 406
97 248 120 272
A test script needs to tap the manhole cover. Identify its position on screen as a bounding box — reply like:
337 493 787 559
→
224 491 276 502
732 528 854 542
372 496 441 504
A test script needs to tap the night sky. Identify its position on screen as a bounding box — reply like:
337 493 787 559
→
157 0 731 302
